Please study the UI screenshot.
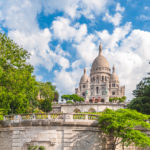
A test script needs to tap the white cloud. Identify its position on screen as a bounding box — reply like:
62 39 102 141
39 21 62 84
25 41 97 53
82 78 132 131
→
42 0 111 19
0 0 41 32
79 0 111 19
103 12 122 26
97 22 132 50
52 17 87 42
103 3 124 26
73 34 98 65
8 28 70 71
54 67 83 95
55 45 70 57
116 3 125 12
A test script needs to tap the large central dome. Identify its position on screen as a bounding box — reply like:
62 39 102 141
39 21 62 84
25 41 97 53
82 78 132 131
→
91 44 110 74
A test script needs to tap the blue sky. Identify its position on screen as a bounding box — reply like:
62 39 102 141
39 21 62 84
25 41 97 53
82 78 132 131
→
0 0 150 100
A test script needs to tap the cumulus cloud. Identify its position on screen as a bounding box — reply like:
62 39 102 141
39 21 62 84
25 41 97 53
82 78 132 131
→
52 17 87 42
103 3 125 26
97 22 132 50
42 0 111 19
54 67 83 95
0 0 41 32
73 34 98 65
8 29 70 71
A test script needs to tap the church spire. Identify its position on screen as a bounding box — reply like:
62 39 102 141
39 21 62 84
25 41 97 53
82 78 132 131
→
112 65 115 73
99 43 102 55
84 68 86 74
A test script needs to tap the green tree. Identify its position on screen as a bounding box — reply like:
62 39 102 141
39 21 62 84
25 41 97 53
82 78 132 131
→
0 33 38 114
109 96 126 103
37 82 58 112
40 99 52 112
61 94 84 103
98 109 150 150
128 69 150 114
38 82 55 100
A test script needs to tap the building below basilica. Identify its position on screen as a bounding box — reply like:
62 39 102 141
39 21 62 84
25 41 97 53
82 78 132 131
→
75 44 125 103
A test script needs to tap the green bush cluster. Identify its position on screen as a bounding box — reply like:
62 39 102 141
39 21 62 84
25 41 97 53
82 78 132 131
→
109 96 126 103
61 94 84 103
28 145 45 150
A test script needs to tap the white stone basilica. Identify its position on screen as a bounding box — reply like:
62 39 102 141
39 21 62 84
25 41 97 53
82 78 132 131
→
75 44 125 103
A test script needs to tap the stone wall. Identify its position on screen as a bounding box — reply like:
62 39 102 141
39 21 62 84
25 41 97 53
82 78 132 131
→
58 103 126 113
0 118 102 150
0 114 150 150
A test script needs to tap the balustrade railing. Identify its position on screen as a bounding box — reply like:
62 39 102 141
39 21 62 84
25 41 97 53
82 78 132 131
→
4 113 100 122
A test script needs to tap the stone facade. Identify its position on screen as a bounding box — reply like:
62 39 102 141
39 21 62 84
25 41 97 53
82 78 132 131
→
75 44 125 102
55 103 126 113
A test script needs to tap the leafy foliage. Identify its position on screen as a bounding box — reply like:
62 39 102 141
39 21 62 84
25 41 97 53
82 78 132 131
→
39 98 52 112
128 70 150 114
37 82 55 100
28 145 45 150
98 109 150 150
0 33 58 114
61 94 84 103
109 96 126 103
66 100 74 104
0 33 38 114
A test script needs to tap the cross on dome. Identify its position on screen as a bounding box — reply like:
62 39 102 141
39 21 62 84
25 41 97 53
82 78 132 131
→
84 68 86 74
112 65 115 73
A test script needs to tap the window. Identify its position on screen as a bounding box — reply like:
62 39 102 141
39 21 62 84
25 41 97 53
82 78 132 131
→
83 85 85 88
96 87 99 94
102 91 106 95
101 99 105 102
112 91 115 95
102 86 106 90
102 76 104 81
82 92 85 96
112 83 115 87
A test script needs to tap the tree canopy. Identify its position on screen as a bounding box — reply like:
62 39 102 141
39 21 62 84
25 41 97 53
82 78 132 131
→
0 33 38 114
98 108 150 150
37 82 59 112
61 94 84 103
128 67 150 114
0 33 58 114
109 96 126 103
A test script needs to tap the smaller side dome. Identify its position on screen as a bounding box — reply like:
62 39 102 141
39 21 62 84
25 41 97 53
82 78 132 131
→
111 65 119 81
80 68 89 83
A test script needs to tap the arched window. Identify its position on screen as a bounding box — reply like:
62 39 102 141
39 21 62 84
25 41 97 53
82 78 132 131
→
88 108 96 112
73 108 81 113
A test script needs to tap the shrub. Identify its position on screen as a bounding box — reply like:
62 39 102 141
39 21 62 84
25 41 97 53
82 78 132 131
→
39 146 45 150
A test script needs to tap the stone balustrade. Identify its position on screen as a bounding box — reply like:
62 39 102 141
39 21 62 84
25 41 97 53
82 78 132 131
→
3 113 99 124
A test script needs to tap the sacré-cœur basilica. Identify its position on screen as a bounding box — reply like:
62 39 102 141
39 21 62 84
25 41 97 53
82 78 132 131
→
52 44 126 113
75 44 125 103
